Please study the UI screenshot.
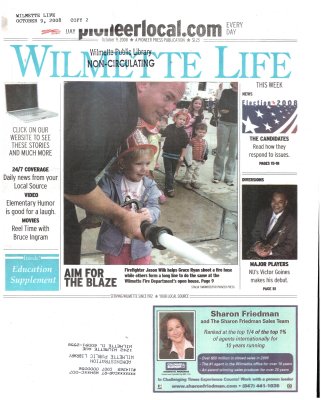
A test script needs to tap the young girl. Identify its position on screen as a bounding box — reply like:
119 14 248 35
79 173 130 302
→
186 96 205 139
96 129 160 265
184 97 205 170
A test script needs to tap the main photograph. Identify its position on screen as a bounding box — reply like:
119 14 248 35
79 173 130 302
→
63 81 238 265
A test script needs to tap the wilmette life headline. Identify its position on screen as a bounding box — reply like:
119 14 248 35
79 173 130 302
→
10 45 292 79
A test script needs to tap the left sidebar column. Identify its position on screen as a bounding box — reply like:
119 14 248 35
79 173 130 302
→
2 82 61 292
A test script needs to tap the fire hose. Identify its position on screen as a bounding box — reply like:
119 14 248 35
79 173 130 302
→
122 198 216 265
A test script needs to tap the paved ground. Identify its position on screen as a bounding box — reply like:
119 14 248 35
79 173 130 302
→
79 111 238 265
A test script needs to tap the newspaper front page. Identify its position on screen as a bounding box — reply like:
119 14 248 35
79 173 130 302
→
1 1 319 399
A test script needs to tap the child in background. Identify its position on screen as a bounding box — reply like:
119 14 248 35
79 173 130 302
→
146 124 167 204
146 126 162 180
96 129 160 265
183 97 205 177
183 123 208 190
153 115 168 172
161 110 189 197
186 96 205 138
157 115 169 134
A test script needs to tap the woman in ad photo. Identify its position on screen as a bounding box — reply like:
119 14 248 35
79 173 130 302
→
159 313 194 360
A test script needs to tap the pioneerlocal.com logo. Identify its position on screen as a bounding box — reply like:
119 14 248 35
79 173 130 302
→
78 20 222 40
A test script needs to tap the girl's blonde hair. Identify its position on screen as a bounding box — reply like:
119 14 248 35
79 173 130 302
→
112 147 155 173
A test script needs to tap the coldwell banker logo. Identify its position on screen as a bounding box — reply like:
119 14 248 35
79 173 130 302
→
78 20 222 40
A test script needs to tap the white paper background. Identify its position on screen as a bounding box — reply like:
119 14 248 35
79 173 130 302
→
1 1 319 399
